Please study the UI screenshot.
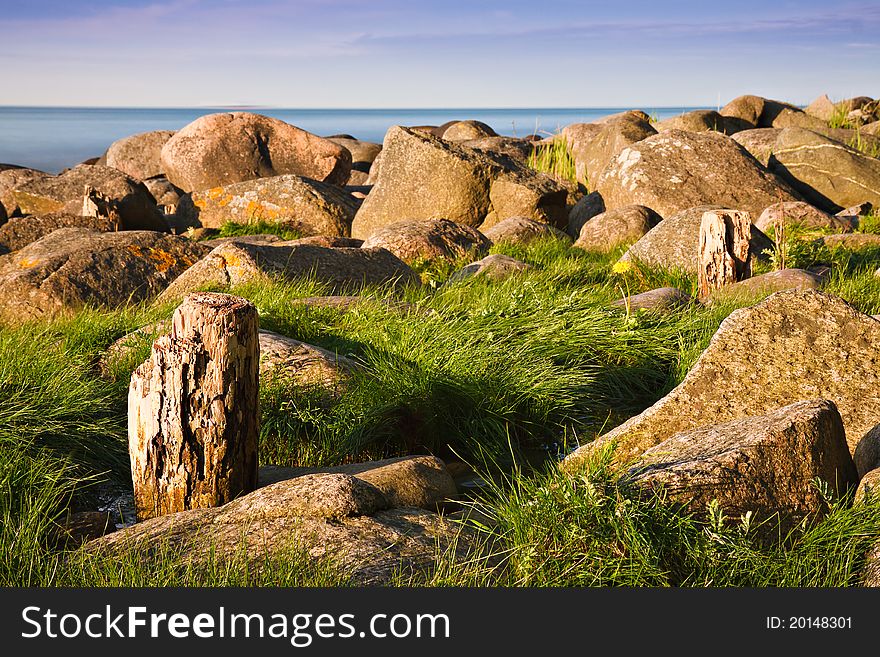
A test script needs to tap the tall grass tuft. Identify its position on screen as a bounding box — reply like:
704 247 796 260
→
528 137 580 187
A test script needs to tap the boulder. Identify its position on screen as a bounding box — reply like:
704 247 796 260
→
200 234 283 249
87 473 470 584
449 254 533 282
805 94 836 122
258 456 458 511
559 111 656 186
823 233 880 250
863 121 880 136
481 169 568 229
721 94 828 130
708 268 824 300
0 212 118 253
0 228 210 322
653 110 730 134
105 130 175 180
855 469 880 505
189 174 358 236
854 425 880 479
141 176 184 209
731 128 781 167
574 204 661 252
325 136 381 173
768 128 880 211
441 120 498 141
595 130 801 218
624 400 857 527
103 325 355 393
458 136 534 163
351 126 566 239
610 287 692 313
619 205 773 274
360 219 490 265
564 290 880 467
567 191 605 237
160 112 352 192
284 235 363 248
10 165 167 231
836 202 873 222
481 216 570 245
158 241 418 302
865 544 880 586
754 201 854 233
347 170 370 186
259 329 357 391
0 167 49 216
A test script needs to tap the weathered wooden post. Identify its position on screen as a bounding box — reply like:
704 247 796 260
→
82 185 122 230
698 209 752 300
128 292 260 521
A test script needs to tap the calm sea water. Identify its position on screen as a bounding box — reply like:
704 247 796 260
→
0 106 707 173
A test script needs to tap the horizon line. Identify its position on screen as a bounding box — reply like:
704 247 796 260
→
0 104 715 111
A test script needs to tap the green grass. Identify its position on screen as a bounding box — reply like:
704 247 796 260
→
527 137 581 188
4 235 880 587
210 220 305 241
847 130 880 159
828 103 853 129
415 447 880 587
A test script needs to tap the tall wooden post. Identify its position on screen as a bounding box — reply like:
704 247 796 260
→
698 209 752 300
128 292 260 521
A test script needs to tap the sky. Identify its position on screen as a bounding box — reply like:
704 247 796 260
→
0 0 877 108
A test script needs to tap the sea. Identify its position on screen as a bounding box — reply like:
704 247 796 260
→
0 106 708 174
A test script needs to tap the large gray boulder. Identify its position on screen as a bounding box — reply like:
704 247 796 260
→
594 130 801 218
9 165 167 231
768 128 880 211
559 111 656 186
160 112 352 192
158 241 418 302
0 228 210 322
564 290 880 468
351 126 567 239
105 130 175 180
624 400 857 528
189 174 359 235
619 205 773 274
360 219 490 265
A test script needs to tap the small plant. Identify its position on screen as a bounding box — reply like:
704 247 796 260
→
527 136 580 187
827 103 853 129
847 129 880 159
215 220 303 241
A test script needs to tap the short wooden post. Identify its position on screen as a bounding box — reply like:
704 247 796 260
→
698 209 752 300
128 292 260 521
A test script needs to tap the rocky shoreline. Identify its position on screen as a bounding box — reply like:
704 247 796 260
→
3 92 880 585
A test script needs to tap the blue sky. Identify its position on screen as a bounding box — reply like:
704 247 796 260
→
0 0 877 107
